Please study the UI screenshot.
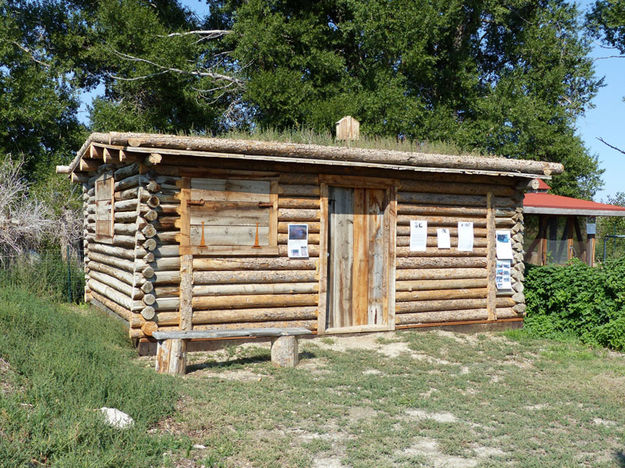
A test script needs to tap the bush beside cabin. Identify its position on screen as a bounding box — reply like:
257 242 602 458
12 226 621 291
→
57 132 563 352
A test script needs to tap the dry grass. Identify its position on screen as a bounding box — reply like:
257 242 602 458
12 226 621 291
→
145 329 625 467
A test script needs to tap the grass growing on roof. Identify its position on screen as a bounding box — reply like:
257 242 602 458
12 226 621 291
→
0 286 180 467
180 127 489 156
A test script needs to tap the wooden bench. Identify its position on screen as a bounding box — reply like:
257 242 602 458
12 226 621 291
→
152 327 313 375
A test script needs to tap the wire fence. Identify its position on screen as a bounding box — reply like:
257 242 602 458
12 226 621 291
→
0 245 85 303
600 235 625 263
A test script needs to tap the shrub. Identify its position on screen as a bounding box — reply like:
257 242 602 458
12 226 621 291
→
524 258 625 350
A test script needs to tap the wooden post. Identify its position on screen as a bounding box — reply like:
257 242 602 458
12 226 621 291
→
335 116 360 141
157 178 191 375
486 192 497 321
271 335 298 367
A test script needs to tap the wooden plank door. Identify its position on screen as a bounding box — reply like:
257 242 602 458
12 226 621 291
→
326 186 389 330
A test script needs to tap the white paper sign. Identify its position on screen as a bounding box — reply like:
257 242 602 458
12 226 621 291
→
437 228 451 249
287 224 308 258
457 222 474 252
496 259 512 290
495 230 513 260
410 220 428 251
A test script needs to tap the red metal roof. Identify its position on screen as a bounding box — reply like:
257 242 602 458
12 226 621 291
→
524 192 625 216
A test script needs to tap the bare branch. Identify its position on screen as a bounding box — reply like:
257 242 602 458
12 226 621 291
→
111 49 245 86
8 40 50 68
159 29 232 39
597 137 625 156
593 55 625 61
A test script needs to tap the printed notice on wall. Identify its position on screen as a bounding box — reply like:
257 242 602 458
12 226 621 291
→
437 228 451 249
457 222 474 251
496 259 512 290
288 224 308 258
495 230 513 260
410 220 428 251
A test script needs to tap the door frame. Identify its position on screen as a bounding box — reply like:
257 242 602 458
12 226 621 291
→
317 175 397 334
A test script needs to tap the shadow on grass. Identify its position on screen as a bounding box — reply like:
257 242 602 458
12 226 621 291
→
615 450 625 467
185 351 318 374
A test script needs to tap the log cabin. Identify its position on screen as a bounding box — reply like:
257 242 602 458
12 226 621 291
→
57 132 563 353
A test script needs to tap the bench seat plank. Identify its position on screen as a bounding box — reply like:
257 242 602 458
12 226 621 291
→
152 327 312 341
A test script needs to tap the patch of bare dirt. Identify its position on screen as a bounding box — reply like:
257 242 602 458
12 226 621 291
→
405 408 459 423
196 369 267 382
399 437 479 467
348 406 378 422
0 357 17 395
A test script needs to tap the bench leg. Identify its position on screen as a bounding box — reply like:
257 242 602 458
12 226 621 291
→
156 339 187 375
271 336 299 368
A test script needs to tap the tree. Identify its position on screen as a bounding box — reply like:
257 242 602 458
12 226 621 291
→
212 0 603 198
587 0 625 53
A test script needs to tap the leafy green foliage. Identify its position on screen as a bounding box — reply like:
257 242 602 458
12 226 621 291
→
587 0 625 53
0 287 180 466
524 258 625 350
216 0 603 197
595 192 625 261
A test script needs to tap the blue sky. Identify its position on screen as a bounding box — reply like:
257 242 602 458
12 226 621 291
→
82 0 624 201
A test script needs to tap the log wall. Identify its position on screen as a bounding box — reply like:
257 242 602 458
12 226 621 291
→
78 146 528 341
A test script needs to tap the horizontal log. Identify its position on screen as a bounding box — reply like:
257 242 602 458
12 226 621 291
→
141 306 156 321
89 277 133 310
114 199 139 212
143 294 156 306
278 184 319 197
157 204 179 215
192 282 319 296
154 297 180 311
279 222 320 234
156 231 179 243
279 173 319 185
396 287 487 302
114 211 137 223
114 223 137 235
396 268 487 281
398 205 488 216
496 297 515 308
90 270 141 299
396 298 487 313
279 245 319 257
397 257 487 269
183 307 317 325
278 197 320 209
396 278 488 291
152 270 180 285
399 180 515 196
153 244 179 257
496 307 521 319
88 242 135 259
278 208 320 222
193 257 318 271
114 162 139 180
398 192 487 207
153 256 180 270
87 251 135 272
397 215 486 227
396 226 487 237
115 174 146 191
193 269 317 284
88 260 137 286
278 233 320 245
153 285 179 297
396 236 487 248
90 290 131 322
192 293 318 310
395 247 488 257
396 308 489 325
113 234 138 248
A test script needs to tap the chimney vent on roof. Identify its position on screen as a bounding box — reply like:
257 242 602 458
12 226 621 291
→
336 116 360 141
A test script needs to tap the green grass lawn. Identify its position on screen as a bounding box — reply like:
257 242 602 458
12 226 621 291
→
1 288 624 467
